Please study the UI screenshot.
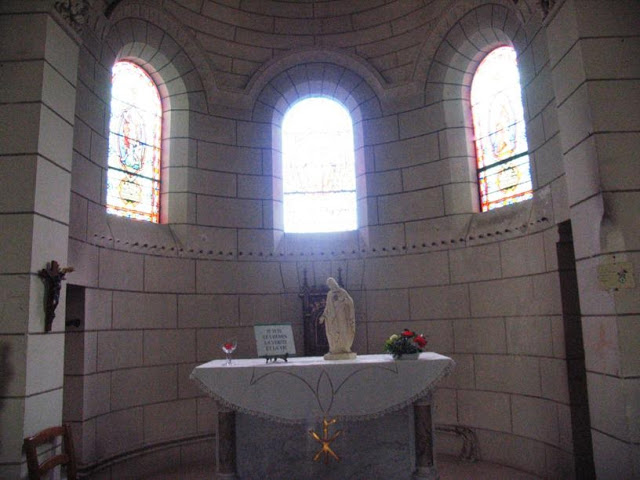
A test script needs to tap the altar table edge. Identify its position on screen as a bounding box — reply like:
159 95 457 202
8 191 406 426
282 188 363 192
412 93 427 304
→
190 352 455 424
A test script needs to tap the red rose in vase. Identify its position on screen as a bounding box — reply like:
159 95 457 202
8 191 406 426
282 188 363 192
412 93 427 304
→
384 329 428 359
414 334 427 349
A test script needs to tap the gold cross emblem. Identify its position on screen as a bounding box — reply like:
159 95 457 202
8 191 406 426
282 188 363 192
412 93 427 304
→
309 417 342 464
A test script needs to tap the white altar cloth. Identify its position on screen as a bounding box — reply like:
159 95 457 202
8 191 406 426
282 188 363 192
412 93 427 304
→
190 353 454 423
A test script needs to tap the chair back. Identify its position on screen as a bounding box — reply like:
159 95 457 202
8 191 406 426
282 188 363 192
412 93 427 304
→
23 424 78 480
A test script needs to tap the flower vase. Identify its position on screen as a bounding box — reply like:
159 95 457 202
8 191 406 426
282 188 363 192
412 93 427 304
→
394 352 420 360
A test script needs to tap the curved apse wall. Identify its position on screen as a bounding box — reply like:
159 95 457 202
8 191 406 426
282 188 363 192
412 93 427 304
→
65 1 573 478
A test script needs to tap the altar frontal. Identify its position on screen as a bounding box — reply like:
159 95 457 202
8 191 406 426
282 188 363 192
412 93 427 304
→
191 353 454 479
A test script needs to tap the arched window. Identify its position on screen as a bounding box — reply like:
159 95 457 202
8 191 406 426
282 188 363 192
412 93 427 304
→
282 97 357 233
471 46 532 211
106 61 162 222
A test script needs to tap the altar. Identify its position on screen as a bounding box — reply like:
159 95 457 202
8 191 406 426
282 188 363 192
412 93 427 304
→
190 353 454 480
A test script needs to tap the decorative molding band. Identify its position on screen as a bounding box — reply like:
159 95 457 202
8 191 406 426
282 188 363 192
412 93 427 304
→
81 214 551 261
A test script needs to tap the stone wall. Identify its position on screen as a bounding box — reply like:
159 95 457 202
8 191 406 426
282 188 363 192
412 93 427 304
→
546 1 640 477
0 4 78 478
61 1 579 478
2 0 638 479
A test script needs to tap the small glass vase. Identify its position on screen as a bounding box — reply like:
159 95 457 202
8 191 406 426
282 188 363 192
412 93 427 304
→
221 339 237 366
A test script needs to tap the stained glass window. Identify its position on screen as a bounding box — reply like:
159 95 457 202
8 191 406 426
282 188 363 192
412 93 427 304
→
282 97 357 233
106 61 161 222
471 46 532 212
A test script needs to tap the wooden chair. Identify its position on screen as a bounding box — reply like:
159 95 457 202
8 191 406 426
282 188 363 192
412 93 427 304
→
23 424 77 480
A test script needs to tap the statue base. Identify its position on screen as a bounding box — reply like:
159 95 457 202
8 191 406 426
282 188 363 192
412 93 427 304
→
324 352 357 361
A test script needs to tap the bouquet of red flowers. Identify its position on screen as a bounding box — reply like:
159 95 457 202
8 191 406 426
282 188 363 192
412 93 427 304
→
384 328 427 359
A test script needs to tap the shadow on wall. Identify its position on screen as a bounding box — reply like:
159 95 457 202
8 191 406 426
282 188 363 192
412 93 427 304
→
0 341 13 417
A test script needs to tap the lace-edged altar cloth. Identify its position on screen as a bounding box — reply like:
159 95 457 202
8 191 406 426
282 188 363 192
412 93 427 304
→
190 353 455 424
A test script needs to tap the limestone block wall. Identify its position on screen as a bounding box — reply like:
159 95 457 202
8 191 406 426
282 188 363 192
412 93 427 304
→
65 7 219 475
546 1 640 478
61 1 581 478
165 0 450 90
0 5 78 477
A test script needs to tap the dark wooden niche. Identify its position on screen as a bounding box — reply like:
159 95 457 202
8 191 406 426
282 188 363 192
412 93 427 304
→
299 268 344 356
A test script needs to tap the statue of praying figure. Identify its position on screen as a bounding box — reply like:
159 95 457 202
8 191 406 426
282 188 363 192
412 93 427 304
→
319 277 357 360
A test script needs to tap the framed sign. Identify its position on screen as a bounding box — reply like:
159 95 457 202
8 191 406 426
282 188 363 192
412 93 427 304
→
254 324 296 361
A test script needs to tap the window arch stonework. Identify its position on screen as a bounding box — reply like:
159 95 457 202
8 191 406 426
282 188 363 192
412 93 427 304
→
101 13 201 225
423 4 535 214
254 62 381 243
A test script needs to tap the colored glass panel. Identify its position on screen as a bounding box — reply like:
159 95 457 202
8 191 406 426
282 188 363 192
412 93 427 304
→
107 61 161 222
282 97 357 233
471 47 532 211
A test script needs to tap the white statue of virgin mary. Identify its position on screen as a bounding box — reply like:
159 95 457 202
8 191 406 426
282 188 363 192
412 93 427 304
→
319 277 357 360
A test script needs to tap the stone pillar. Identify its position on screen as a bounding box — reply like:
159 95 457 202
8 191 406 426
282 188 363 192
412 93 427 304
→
545 1 640 478
216 404 238 479
413 395 439 480
0 1 79 477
